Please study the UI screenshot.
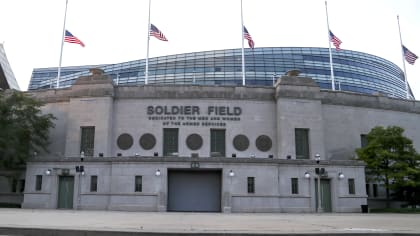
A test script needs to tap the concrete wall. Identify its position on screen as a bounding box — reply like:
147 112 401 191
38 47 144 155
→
22 158 365 213
20 74 420 212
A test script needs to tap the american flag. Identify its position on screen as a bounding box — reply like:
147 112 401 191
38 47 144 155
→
329 30 342 50
150 24 168 41
243 26 255 49
64 30 85 47
402 45 418 65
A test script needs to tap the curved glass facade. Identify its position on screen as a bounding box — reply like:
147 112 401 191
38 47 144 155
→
29 47 414 99
0 43 20 90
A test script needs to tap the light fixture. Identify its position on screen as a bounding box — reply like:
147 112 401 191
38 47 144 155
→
229 170 235 177
45 169 52 175
81 171 85 176
80 151 85 162
135 153 140 157
155 169 161 176
315 153 320 163
338 172 345 179
304 172 311 178
250 154 255 158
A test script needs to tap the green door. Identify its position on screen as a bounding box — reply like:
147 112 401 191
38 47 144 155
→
315 179 332 212
58 176 74 209
163 128 178 156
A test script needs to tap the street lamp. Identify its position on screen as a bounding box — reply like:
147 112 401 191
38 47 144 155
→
315 153 323 213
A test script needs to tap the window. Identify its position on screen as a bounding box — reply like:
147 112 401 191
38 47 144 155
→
295 128 309 159
11 179 17 192
373 183 378 197
35 175 42 191
19 179 25 193
360 134 368 148
348 178 355 194
90 176 98 192
163 128 178 156
80 126 95 157
291 178 299 194
366 183 370 197
135 176 142 192
247 177 255 193
211 129 225 157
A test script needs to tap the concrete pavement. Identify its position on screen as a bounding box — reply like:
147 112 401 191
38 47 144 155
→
0 208 419 235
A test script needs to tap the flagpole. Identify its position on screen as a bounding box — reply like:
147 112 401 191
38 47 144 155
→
145 0 151 85
397 15 410 99
240 0 245 86
56 0 68 89
325 1 336 91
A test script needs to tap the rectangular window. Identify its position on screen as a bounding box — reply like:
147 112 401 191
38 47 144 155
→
295 128 309 159
11 179 17 192
90 176 98 192
19 179 25 193
366 183 370 197
135 176 142 192
247 177 255 193
348 178 355 194
35 175 42 191
360 134 368 148
163 128 178 156
211 129 225 157
80 126 95 157
373 183 378 197
291 178 299 194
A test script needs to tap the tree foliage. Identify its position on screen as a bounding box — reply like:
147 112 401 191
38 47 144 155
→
356 126 420 207
0 90 56 169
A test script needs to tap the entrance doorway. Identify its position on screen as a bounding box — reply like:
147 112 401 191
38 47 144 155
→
168 170 221 212
315 179 332 212
57 176 74 209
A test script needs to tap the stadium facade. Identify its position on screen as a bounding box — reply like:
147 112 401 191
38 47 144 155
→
29 47 414 99
19 70 420 212
0 43 20 90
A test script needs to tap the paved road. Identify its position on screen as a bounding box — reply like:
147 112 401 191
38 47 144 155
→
0 208 419 235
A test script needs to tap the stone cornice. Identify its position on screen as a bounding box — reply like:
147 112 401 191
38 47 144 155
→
28 156 366 167
25 74 420 114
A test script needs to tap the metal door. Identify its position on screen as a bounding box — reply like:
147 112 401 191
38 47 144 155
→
315 179 332 212
57 176 74 209
168 170 221 212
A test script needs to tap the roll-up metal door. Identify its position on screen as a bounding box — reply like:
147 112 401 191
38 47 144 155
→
168 170 221 212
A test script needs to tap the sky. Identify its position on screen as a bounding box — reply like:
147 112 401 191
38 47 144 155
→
1 0 419 98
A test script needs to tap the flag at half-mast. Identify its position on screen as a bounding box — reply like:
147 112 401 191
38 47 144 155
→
402 45 418 65
329 30 342 50
64 30 85 47
243 26 255 49
150 24 168 41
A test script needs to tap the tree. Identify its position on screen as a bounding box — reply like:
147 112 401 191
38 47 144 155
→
356 126 420 208
0 90 56 169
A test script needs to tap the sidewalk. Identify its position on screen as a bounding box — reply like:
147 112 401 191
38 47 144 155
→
0 208 419 235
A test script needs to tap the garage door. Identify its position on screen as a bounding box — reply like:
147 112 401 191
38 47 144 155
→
168 170 221 212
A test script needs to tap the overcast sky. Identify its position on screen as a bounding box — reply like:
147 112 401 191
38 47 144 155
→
1 0 419 97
